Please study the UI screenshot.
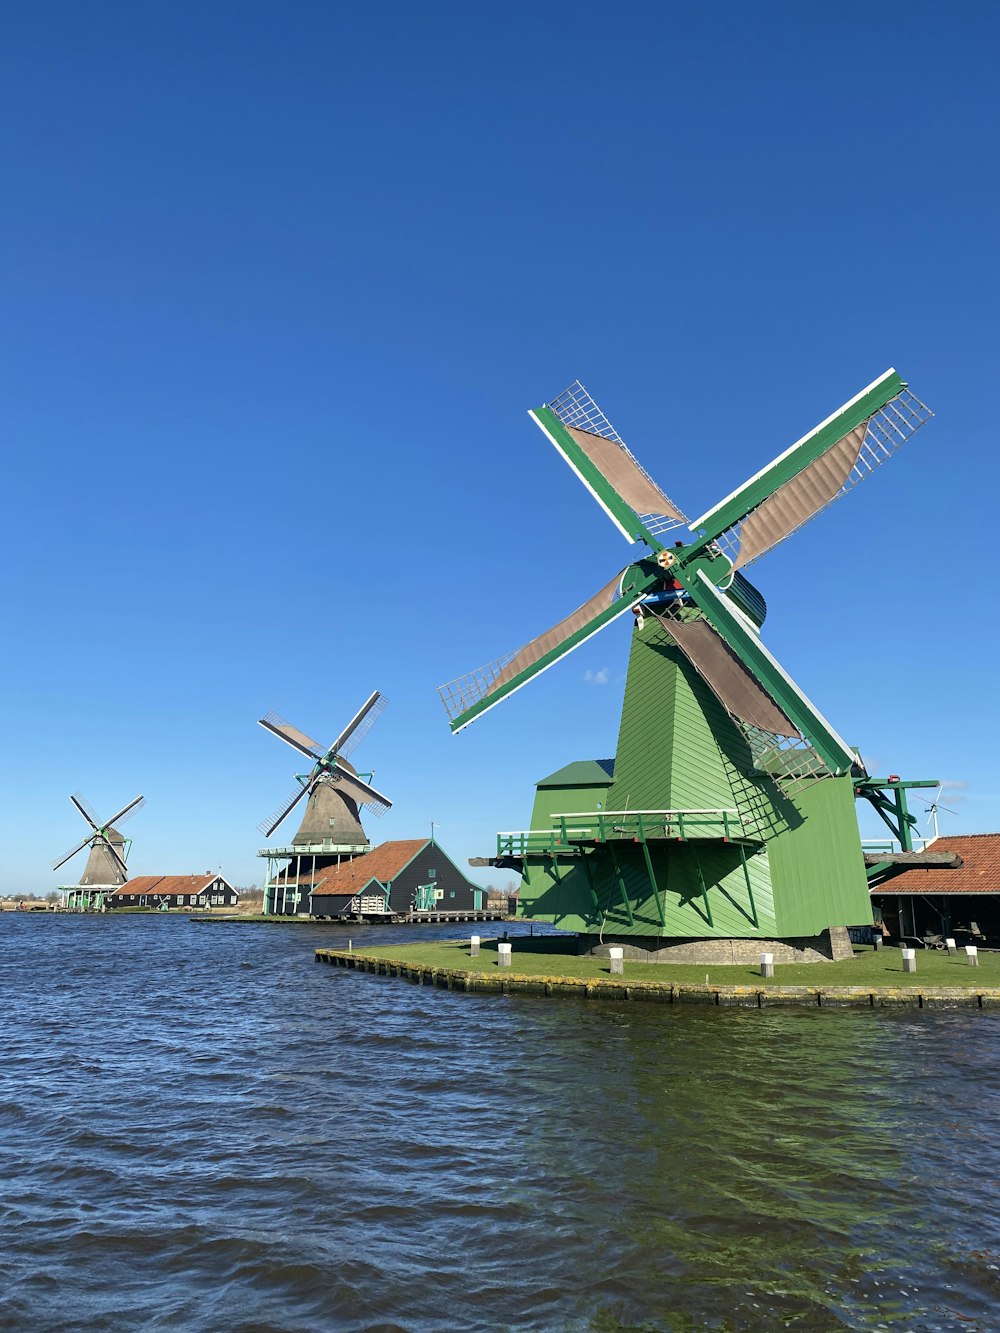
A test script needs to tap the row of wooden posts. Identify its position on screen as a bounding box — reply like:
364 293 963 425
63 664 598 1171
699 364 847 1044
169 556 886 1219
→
469 937 982 977
902 941 980 973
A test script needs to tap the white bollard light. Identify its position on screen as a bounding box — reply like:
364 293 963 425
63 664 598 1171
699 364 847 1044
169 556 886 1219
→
498 941 512 968
965 945 979 967
902 947 916 974
760 952 775 979
608 946 624 976
470 934 480 957
946 938 957 956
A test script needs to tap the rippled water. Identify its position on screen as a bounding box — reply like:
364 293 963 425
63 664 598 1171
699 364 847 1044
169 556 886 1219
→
2 915 1000 1331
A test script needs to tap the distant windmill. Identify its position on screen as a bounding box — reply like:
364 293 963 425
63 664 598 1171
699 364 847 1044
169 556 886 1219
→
52 792 145 908
256 693 392 914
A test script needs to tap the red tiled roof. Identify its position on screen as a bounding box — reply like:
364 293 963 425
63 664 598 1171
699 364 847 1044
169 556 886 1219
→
109 875 228 898
873 834 1000 896
309 840 428 898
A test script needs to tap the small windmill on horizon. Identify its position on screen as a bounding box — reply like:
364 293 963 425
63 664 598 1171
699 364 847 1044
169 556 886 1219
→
53 792 146 911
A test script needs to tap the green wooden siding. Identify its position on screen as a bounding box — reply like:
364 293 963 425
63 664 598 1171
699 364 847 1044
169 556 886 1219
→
517 617 872 939
764 775 872 934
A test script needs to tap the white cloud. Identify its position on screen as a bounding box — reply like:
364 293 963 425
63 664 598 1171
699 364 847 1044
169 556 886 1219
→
584 668 610 685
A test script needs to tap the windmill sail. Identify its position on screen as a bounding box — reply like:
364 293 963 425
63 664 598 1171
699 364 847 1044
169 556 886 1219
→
655 614 830 786
532 381 688 544
331 691 387 759
729 424 867 568
676 571 857 777
330 761 392 816
660 617 798 737
258 781 311 838
259 713 326 759
439 568 637 731
691 371 933 566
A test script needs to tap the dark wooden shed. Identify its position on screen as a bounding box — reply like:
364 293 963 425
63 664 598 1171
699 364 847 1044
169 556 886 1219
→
309 838 485 917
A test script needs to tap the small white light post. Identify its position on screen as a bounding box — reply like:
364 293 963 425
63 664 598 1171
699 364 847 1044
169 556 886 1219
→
902 947 916 974
470 934 480 957
609 946 624 976
498 941 512 968
760 952 775 979
946 938 957 956
965 945 979 967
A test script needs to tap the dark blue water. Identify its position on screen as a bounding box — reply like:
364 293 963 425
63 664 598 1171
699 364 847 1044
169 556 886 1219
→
2 915 999 1331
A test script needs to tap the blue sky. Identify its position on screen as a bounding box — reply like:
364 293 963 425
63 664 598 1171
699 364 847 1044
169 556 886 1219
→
2 1 997 893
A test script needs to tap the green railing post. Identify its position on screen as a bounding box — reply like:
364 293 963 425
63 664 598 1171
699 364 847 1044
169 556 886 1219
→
693 848 714 928
580 850 602 919
641 840 666 927
738 845 759 927
608 845 634 926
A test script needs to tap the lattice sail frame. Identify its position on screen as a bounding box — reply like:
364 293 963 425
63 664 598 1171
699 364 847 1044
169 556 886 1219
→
652 599 831 791
258 781 309 837
713 388 933 565
337 692 388 760
547 380 689 539
438 650 524 724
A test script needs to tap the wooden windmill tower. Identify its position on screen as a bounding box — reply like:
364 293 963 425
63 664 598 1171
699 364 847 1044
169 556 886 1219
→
53 792 145 910
256 692 393 914
440 372 936 961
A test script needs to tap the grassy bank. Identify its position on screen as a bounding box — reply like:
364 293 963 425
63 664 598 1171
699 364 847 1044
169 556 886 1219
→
338 935 1000 989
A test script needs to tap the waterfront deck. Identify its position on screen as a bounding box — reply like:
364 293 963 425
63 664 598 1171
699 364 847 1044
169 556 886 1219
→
193 908 509 925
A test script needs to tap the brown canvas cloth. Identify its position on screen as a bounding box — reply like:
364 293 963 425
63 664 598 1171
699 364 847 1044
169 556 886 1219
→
658 614 799 738
491 570 628 696
565 426 684 520
264 720 324 756
732 423 868 568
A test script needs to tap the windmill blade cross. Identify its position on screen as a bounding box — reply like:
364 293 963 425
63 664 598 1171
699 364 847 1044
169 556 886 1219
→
688 369 933 567
329 691 388 760
258 712 326 761
531 381 688 548
330 761 392 816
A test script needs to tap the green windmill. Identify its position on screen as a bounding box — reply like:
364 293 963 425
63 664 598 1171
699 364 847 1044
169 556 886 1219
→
439 372 935 960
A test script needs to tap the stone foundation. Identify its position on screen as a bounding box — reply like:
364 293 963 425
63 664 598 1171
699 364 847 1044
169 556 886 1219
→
580 926 855 965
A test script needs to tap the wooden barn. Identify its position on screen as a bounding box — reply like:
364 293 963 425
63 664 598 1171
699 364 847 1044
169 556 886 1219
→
870 834 999 945
107 874 240 910
310 838 486 918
